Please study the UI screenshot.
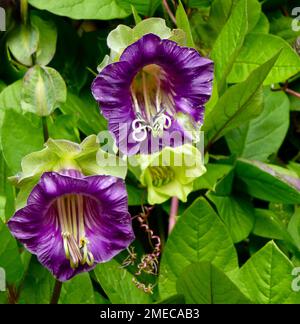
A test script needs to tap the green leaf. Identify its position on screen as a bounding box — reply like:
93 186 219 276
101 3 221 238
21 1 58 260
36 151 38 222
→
126 184 147 206
28 0 130 20
227 33 300 85
232 241 300 304
226 88 290 161
18 258 55 304
48 114 80 142
0 80 22 120
119 0 161 16
211 0 248 93
60 91 107 136
21 65 66 116
7 24 39 66
0 152 15 222
193 0 260 61
157 294 185 304
0 110 44 174
0 219 24 285
177 262 251 304
207 194 254 243
270 15 300 45
253 208 287 240
288 208 300 251
176 1 195 47
235 159 300 204
251 13 269 33
30 11 58 65
0 81 6 93
204 52 280 144
159 197 238 299
193 163 233 191
59 273 95 304
94 259 152 304
131 5 142 24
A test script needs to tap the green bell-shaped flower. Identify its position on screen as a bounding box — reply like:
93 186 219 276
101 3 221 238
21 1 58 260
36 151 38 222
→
135 144 206 205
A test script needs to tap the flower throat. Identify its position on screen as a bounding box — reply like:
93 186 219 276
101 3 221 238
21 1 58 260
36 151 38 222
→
55 194 94 269
131 64 174 142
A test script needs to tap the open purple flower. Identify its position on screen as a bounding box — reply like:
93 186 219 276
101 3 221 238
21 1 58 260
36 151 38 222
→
92 33 213 155
8 170 134 281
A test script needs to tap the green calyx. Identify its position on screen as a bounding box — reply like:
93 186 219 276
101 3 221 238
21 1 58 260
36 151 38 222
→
11 135 127 209
135 144 207 205
97 18 187 72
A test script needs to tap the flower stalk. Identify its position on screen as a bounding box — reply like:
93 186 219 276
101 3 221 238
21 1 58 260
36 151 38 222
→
168 196 178 234
20 0 28 25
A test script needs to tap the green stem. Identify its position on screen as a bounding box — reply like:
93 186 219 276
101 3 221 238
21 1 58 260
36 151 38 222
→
20 0 28 25
42 116 49 142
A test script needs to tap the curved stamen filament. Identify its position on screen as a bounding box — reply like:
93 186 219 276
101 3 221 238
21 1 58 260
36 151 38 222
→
56 194 94 269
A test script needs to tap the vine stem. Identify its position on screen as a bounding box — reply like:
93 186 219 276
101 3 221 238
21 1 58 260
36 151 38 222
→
285 88 300 99
168 196 179 234
50 280 62 304
162 0 177 25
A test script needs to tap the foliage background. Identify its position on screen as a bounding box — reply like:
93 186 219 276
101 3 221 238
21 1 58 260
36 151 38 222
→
0 0 300 304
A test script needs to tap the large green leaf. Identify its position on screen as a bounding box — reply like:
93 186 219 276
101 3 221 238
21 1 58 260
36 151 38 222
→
21 65 66 116
0 110 44 174
28 0 130 20
204 52 280 144
191 0 260 54
211 0 248 93
235 159 300 204
18 258 55 304
159 197 238 299
94 259 152 304
228 33 300 85
59 273 95 304
0 219 24 285
232 241 300 304
59 91 107 136
0 80 22 126
207 193 254 243
0 80 22 110
226 88 290 161
177 262 251 304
